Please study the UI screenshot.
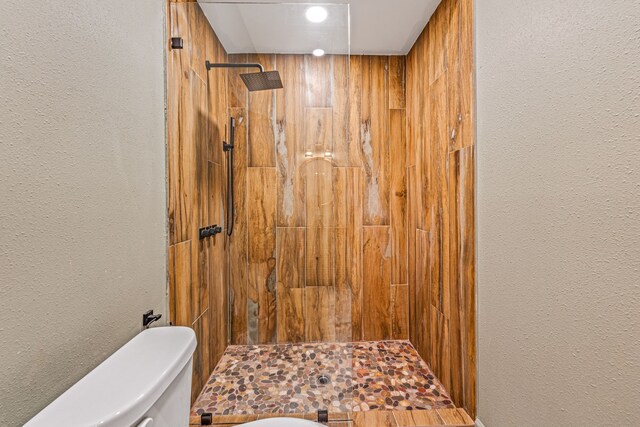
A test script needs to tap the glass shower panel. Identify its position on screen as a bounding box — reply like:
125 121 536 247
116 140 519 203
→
191 0 355 417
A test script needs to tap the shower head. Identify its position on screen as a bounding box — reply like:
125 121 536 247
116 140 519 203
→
240 70 283 91
205 61 283 92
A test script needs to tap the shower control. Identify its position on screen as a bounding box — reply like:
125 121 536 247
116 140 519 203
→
199 224 222 239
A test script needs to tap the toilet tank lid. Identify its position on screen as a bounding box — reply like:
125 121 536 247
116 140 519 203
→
25 326 197 427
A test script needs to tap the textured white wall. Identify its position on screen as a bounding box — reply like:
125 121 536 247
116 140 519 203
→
476 1 640 426
0 1 167 426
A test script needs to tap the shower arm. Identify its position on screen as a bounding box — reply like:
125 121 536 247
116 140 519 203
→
205 61 264 73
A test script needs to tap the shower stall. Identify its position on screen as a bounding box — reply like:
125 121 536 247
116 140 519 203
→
166 1 476 425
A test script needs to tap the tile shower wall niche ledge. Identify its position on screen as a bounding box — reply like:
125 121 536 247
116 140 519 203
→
189 409 475 427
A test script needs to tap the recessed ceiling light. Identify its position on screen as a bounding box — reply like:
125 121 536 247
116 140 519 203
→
312 49 325 57
306 6 328 23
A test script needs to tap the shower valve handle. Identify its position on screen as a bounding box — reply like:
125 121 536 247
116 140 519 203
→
199 225 222 239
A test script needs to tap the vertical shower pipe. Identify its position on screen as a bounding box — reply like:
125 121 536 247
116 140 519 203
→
224 117 235 236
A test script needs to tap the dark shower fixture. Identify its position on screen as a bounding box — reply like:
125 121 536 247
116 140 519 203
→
225 117 235 237
205 61 283 91
199 224 222 239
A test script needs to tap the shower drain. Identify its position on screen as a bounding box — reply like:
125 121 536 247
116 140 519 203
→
317 374 330 385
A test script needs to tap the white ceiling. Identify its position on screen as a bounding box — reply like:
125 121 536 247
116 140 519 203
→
197 0 440 55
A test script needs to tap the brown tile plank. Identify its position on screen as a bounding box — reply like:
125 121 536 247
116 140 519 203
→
246 167 277 344
446 0 462 152
304 107 333 157
276 227 306 342
459 0 475 152
429 75 450 318
332 55 350 167
208 161 227 364
352 411 397 427
458 147 476 417
208 414 259 425
393 409 444 426
166 5 188 245
334 167 364 340
416 47 431 231
407 166 418 343
415 229 431 360
305 158 334 229
170 240 192 327
362 56 390 225
363 226 392 340
334 167 364 229
447 150 463 406
248 54 276 167
413 30 430 173
228 53 248 108
347 55 364 167
406 46 416 168
277 286 305 344
390 109 408 284
276 228 306 289
436 408 474 426
389 55 406 109
276 54 306 227
353 411 398 427
391 284 409 339
458 408 475 426
305 155 334 288
204 25 227 165
185 3 208 81
428 3 448 85
167 68 197 245
228 107 249 344
195 162 214 324
168 242 177 325
191 310 210 403
190 72 209 322
305 226 335 287
330 413 353 422
304 54 333 108
335 228 359 341
305 286 336 342
430 306 452 393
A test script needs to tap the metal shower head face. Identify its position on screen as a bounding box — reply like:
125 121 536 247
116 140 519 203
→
240 71 283 91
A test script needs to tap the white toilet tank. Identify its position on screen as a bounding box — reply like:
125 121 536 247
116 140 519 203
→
25 326 197 427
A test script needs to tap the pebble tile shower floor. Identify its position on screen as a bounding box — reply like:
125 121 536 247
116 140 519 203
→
191 341 455 417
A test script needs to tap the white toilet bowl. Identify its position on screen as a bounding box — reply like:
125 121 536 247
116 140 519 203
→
25 327 197 427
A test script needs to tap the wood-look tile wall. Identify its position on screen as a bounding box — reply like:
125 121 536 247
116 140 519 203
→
167 2 229 403
406 0 476 418
228 54 409 345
